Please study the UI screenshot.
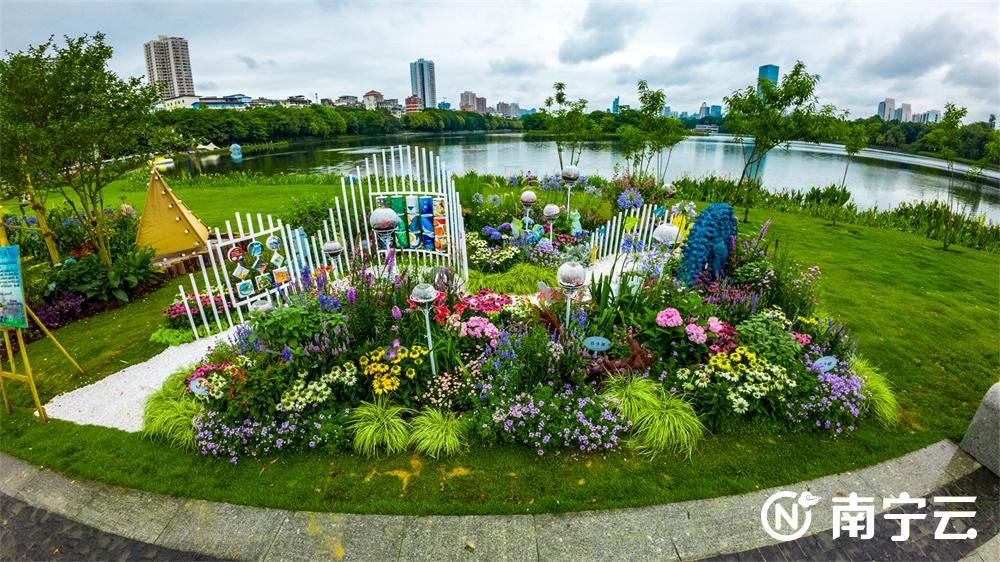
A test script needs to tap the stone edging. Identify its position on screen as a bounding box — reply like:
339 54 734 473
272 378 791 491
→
0 440 984 561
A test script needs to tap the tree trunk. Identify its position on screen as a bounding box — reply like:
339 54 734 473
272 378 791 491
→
18 152 61 265
841 155 852 189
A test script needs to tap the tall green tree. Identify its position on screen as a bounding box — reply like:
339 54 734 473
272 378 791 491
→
839 119 872 188
542 82 597 169
725 61 839 184
0 37 63 264
922 103 968 188
6 33 176 266
616 80 688 183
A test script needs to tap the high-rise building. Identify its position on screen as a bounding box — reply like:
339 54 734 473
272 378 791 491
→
698 102 709 119
143 35 195 100
757 64 779 94
404 95 423 113
899 103 912 123
611 96 620 114
409 58 436 109
509 103 520 117
460 91 477 112
877 98 895 121
662 106 671 117
496 101 511 117
990 114 996 129
710 104 722 117
475 96 486 114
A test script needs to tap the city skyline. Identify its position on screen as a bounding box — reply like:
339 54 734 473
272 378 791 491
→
2 1 997 121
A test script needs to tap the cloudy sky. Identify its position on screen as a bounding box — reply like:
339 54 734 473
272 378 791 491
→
2 0 998 120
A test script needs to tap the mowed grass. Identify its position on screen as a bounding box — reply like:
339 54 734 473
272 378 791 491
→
1 189 997 515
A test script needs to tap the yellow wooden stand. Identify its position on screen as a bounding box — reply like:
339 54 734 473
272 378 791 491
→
0 306 83 423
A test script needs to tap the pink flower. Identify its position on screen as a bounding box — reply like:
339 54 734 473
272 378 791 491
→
791 331 812 347
685 324 707 344
656 308 683 328
707 316 725 334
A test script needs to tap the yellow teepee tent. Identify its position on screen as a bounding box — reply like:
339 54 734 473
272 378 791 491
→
136 168 210 259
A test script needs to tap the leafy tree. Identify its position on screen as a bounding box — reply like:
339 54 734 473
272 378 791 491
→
725 61 839 184
616 80 688 183
922 103 968 185
839 119 872 188
542 82 597 169
5 33 176 266
0 37 64 264
983 129 1000 168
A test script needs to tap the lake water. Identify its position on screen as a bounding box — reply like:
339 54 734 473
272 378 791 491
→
169 133 1000 221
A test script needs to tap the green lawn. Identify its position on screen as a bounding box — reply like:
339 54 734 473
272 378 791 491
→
1 196 997 516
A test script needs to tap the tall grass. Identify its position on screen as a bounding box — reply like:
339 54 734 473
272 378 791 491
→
674 175 999 252
466 263 558 295
851 356 902 427
603 376 705 457
142 369 202 451
409 408 467 458
348 398 411 457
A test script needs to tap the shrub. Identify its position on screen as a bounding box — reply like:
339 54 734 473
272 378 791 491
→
149 327 196 346
629 387 704 457
851 357 901 427
348 398 411 457
142 369 202 451
409 408 467 458
735 309 802 369
43 247 159 303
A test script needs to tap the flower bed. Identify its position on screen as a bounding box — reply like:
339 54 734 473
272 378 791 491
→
144 201 899 464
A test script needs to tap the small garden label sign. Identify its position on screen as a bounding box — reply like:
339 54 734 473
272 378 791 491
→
0 246 27 329
583 336 611 352
812 355 838 373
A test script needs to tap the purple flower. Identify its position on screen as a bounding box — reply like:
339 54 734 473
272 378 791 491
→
347 287 356 304
392 306 402 320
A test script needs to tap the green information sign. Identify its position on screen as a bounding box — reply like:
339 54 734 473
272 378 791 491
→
0 246 28 329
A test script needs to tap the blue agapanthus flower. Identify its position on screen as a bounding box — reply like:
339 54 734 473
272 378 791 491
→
617 189 643 210
487 194 502 206
472 193 484 204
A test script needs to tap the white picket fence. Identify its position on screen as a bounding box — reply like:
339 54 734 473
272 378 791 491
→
175 145 469 339
589 203 669 262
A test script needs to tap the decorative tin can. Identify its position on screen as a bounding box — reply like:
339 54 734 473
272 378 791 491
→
435 234 449 251
432 197 446 216
433 216 447 236
405 196 419 215
421 232 435 250
390 195 406 214
375 195 389 209
419 196 433 214
420 214 434 234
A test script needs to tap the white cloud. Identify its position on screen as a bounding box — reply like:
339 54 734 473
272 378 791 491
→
0 0 997 120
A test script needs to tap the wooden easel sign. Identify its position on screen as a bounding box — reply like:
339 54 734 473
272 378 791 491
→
0 245 47 422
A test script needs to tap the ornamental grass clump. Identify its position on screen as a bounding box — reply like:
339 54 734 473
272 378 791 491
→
629 388 704 458
601 374 661 422
142 369 202 451
851 357 901 427
409 408 468 458
348 398 411 457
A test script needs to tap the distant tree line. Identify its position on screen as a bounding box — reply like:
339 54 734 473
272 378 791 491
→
852 115 997 164
522 110 728 135
151 105 520 146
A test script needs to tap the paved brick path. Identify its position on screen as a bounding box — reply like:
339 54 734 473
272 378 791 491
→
0 494 220 561
1 441 996 561
700 466 998 561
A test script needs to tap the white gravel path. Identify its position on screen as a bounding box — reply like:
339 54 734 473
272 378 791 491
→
43 327 239 432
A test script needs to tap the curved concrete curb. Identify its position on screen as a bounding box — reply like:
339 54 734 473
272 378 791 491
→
0 441 985 561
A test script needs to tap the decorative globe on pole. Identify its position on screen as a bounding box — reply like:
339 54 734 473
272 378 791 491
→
322 240 346 277
369 208 401 249
520 190 537 221
409 283 439 376
543 203 560 244
652 222 681 248
556 261 587 329
561 165 580 213
252 300 274 314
